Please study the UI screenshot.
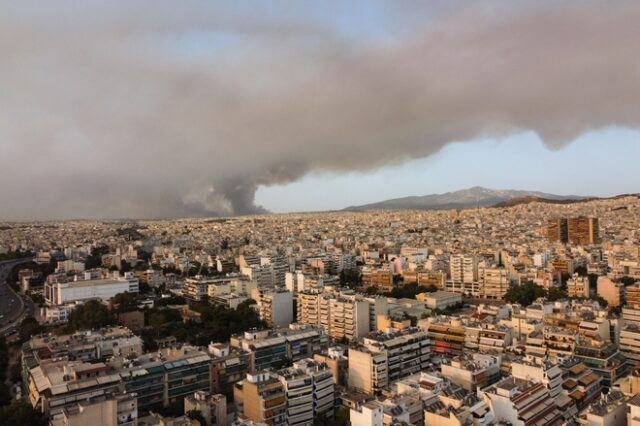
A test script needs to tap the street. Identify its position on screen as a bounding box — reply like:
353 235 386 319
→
0 259 35 338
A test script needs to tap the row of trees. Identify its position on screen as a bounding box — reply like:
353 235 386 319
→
0 250 34 262
504 281 608 307
144 299 266 348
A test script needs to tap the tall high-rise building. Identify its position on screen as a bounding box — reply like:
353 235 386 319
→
567 217 600 245
547 218 568 243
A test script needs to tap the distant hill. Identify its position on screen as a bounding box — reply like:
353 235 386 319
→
342 186 591 212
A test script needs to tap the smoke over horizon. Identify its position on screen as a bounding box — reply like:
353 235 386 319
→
1 1 639 219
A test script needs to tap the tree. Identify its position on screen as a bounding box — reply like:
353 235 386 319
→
66 300 116 332
386 283 430 299
30 293 45 305
574 265 588 277
0 403 46 426
85 245 110 269
621 276 638 286
547 287 568 302
120 260 132 273
139 282 151 294
504 282 546 307
339 269 361 289
364 286 379 295
111 292 138 313
19 316 44 342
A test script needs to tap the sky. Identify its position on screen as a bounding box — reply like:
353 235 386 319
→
256 128 640 212
0 1 639 220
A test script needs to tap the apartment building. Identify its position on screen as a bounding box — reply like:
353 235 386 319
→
259 289 293 328
208 343 251 399
464 322 512 354
297 292 372 341
22 327 142 384
234 371 287 426
444 279 481 297
479 377 564 426
230 326 328 372
184 391 227 426
350 401 383 426
578 391 628 426
627 283 640 308
623 306 640 327
115 346 212 413
440 353 501 391
348 328 430 395
328 296 370 342
510 359 563 398
597 276 625 308
449 254 478 285
547 218 569 243
567 274 590 298
48 393 138 426
361 267 393 293
27 360 124 417
478 266 510 299
362 295 388 332
568 217 600 246
313 347 348 387
275 359 335 425
423 320 466 357
560 359 602 411
415 291 462 310
619 324 640 363
205 276 258 299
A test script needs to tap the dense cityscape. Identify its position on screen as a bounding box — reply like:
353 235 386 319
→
3 1 640 426
0 194 638 425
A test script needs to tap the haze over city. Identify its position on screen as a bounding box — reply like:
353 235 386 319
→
4 2 640 426
1 0 639 220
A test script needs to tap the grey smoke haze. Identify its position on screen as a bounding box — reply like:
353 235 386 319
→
1 1 639 219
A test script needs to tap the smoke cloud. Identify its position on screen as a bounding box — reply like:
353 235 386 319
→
1 1 639 219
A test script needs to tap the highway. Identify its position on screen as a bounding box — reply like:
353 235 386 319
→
0 259 35 337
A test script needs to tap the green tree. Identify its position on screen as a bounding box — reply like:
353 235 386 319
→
19 316 44 342
0 402 46 426
547 287 568 302
66 300 116 332
111 292 138 313
504 282 546 307
339 269 361 289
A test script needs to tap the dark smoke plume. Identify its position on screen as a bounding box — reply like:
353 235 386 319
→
0 1 639 219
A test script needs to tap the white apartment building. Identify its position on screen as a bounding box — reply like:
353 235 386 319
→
450 255 478 284
259 290 293 328
297 292 370 341
619 324 640 362
350 401 383 426
478 266 510 299
276 359 335 426
567 274 590 298
510 360 564 398
329 296 370 342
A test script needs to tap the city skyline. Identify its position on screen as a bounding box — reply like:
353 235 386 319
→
1 1 639 220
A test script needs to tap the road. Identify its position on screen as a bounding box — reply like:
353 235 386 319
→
0 259 35 337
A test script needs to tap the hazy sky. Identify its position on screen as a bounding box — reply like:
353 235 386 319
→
1 1 639 219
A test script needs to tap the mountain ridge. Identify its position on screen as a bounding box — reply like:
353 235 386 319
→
342 186 593 212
